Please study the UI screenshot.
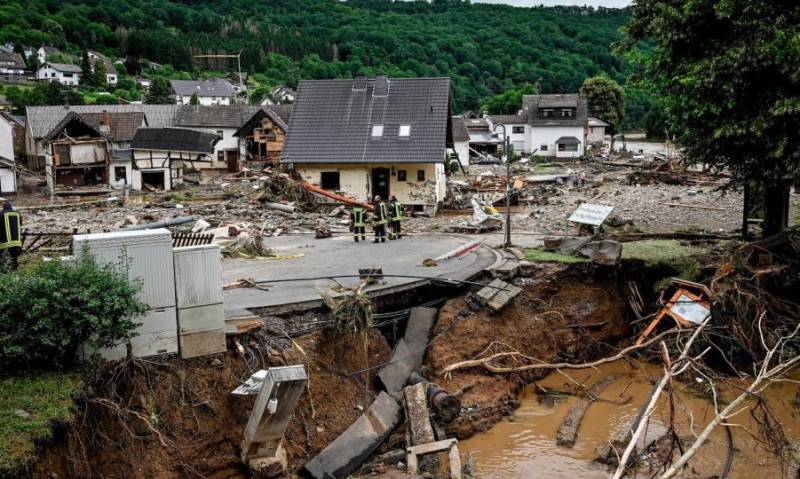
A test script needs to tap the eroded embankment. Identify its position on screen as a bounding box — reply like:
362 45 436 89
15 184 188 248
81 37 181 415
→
425 265 629 439
32 329 391 478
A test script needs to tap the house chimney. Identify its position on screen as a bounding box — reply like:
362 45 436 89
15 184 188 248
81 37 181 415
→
353 76 367 91
373 75 389 97
99 110 111 135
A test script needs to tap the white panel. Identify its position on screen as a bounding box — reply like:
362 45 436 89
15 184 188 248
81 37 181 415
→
130 329 179 357
173 244 223 308
178 303 224 333
73 229 176 309
137 307 178 335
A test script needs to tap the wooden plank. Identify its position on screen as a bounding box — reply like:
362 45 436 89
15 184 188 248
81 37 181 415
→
556 375 617 447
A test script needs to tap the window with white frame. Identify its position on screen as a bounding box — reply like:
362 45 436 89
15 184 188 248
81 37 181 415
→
371 124 384 137
398 124 411 137
512 126 524 134
540 144 548 152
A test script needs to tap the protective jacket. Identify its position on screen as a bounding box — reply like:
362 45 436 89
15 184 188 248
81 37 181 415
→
372 201 388 225
0 210 21 250
350 206 366 227
389 200 403 221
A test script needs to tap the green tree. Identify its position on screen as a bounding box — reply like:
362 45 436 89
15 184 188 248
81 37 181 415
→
0 258 148 369
189 92 199 105
80 52 93 85
623 0 800 236
93 58 108 89
480 83 539 115
580 76 624 148
145 77 173 104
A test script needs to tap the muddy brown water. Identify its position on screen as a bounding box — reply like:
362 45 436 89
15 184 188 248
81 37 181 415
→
460 360 800 478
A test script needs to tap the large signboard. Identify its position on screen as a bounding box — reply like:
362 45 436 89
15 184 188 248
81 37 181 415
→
567 203 614 227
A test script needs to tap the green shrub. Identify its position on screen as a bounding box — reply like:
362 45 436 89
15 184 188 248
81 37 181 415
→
0 258 148 370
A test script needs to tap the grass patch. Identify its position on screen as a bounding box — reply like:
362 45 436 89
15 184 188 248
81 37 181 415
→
621 239 706 284
0 373 82 474
525 248 590 264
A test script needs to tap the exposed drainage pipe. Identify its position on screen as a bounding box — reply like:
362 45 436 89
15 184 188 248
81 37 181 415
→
251 274 509 291
120 215 194 230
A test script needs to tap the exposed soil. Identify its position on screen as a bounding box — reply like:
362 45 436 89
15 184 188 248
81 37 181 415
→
32 329 391 479
424 267 629 440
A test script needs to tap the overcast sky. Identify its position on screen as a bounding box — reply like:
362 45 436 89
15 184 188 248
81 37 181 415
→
473 0 631 8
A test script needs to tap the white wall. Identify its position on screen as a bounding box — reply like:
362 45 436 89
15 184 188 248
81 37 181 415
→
109 160 132 189
587 126 605 144
452 141 469 167
0 168 15 194
0 116 13 161
176 126 236 170
176 95 231 106
529 125 585 157
36 66 80 85
485 120 527 154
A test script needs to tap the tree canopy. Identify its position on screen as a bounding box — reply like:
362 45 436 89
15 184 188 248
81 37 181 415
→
623 0 800 234
580 76 624 135
0 0 656 121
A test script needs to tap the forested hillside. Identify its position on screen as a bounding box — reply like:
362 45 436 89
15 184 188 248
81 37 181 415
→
0 0 656 127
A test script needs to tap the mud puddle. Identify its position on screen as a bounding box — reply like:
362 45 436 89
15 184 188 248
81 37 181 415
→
460 360 800 478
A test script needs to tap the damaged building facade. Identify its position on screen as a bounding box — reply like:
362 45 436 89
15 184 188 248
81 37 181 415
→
130 127 220 191
281 76 451 213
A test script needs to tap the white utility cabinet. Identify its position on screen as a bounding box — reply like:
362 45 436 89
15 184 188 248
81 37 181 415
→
73 228 178 359
172 244 226 358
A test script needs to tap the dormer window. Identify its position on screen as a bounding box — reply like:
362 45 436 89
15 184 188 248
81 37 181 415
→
561 109 573 118
543 109 553 118
398 124 411 137
371 124 384 138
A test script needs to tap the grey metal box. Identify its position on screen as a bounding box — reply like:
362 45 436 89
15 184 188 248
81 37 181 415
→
178 303 224 334
172 244 223 309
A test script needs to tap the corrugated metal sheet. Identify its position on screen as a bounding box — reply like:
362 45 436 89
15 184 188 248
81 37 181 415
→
73 229 177 309
173 244 223 308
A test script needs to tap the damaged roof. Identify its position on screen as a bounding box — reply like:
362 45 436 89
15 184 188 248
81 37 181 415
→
26 105 179 139
282 76 451 164
79 112 146 142
233 108 289 137
42 111 104 142
132 127 221 153
522 94 588 127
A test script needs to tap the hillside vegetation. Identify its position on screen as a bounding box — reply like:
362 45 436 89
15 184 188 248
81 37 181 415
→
0 0 656 126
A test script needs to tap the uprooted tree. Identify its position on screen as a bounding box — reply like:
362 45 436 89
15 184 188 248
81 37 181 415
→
620 0 800 236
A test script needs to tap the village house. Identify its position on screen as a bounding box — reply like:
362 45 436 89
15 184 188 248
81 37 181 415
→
450 116 470 167
170 79 235 106
130 127 220 191
486 114 528 156
0 112 25 160
36 62 81 86
234 106 291 165
0 51 26 80
24 105 179 170
41 112 111 193
463 117 502 162
36 46 60 65
87 50 118 86
281 76 451 213
0 156 16 195
586 117 610 145
261 86 297 105
522 93 588 158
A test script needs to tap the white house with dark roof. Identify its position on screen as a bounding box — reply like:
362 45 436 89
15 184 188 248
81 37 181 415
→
37 46 60 65
282 76 452 212
87 50 118 86
522 94 588 158
36 62 82 86
170 79 235 106
0 51 26 78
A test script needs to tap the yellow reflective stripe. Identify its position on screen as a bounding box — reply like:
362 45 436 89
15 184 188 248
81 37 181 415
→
1 212 21 249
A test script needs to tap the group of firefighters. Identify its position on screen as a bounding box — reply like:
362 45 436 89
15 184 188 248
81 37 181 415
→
0 198 22 271
349 195 403 243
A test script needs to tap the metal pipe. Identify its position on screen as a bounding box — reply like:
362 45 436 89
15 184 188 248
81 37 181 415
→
492 122 512 247
252 274 509 291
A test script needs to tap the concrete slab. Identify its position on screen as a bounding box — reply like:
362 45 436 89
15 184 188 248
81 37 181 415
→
222 234 497 322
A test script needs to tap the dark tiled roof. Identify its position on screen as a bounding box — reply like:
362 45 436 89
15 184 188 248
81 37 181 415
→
234 108 288 137
170 79 234 98
80 112 146 142
42 112 103 142
465 118 490 131
45 62 82 73
588 117 610 127
0 52 25 69
281 77 450 164
132 128 221 153
26 105 180 139
451 116 470 142
488 114 527 124
88 50 118 75
522 94 588 127
175 105 261 128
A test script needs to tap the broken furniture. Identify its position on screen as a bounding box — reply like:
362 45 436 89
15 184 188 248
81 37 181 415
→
635 278 713 346
241 365 308 477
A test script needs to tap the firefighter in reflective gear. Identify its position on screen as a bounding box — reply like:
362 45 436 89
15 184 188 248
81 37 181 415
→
349 204 367 242
388 195 403 240
371 195 388 243
0 199 22 271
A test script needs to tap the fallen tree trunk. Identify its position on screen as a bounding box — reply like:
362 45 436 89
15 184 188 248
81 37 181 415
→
302 182 374 210
556 375 616 447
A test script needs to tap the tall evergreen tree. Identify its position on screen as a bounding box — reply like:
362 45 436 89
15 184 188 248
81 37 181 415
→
145 77 173 104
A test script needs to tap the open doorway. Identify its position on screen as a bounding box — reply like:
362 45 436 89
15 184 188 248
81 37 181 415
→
371 167 390 200
141 170 166 190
